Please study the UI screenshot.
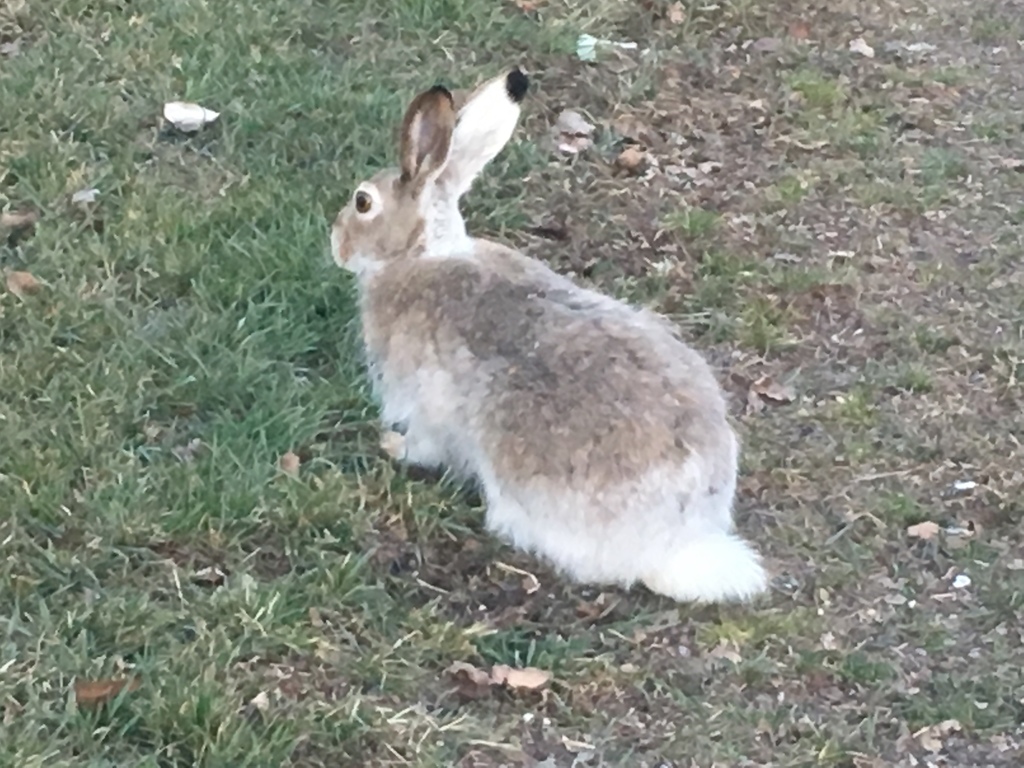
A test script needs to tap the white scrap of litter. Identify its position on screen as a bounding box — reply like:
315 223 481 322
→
952 574 971 589
576 33 638 62
884 41 938 55
849 37 875 58
952 480 977 491
71 188 99 204
553 109 596 154
163 101 220 132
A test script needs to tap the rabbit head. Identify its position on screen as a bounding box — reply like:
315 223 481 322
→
330 68 529 276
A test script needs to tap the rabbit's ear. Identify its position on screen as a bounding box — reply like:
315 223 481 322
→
399 85 457 185
440 68 529 199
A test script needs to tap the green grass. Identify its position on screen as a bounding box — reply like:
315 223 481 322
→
4 0 1024 765
664 206 721 240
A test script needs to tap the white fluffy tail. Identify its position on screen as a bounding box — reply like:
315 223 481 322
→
642 530 768 603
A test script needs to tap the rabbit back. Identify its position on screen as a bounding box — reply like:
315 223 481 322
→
360 242 737 501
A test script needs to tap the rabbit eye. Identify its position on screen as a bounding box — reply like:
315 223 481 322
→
354 190 372 214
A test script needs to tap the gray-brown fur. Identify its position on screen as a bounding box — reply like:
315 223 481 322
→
332 170 424 267
361 245 734 492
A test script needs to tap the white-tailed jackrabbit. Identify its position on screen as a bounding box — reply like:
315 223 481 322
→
330 68 768 602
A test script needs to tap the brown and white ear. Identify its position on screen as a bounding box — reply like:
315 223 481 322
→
439 68 529 199
399 85 457 184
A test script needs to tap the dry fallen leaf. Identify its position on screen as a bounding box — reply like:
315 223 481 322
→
5 270 41 298
446 661 551 698
494 560 541 594
666 1 685 24
491 664 551 691
913 719 961 752
907 520 941 540
746 375 796 414
610 115 665 153
751 375 796 402
0 209 39 231
707 639 743 664
615 145 647 173
849 37 876 58
278 451 300 476
788 20 811 39
75 677 141 709
446 661 494 699
248 690 270 713
553 109 595 155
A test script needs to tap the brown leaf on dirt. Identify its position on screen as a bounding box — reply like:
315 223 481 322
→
446 661 494 700
913 719 961 752
553 109 595 155
446 661 551 699
490 664 551 691
278 450 300 476
2 696 22 725
74 677 141 709
0 208 39 232
788 20 812 39
5 270 41 298
906 520 941 540
745 375 797 414
615 145 647 174
749 375 796 406
707 639 743 664
494 560 541 593
610 114 664 149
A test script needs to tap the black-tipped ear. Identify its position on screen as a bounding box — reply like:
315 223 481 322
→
505 68 529 104
399 85 457 184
